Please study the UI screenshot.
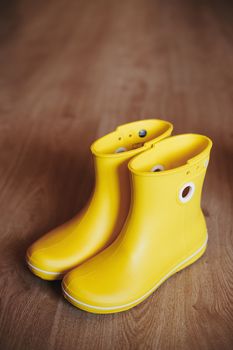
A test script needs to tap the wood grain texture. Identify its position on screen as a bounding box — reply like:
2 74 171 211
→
0 0 232 349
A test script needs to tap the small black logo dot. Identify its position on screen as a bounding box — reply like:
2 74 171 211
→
139 129 147 137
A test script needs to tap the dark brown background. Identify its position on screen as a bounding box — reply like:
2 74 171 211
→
0 0 232 349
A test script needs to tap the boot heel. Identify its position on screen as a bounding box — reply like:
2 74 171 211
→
175 242 207 273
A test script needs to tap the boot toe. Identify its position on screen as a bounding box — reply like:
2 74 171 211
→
62 268 138 314
26 244 65 280
62 273 112 313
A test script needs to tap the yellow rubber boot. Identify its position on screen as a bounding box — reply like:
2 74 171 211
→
62 134 212 313
26 119 172 280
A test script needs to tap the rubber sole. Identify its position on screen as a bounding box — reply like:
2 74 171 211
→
62 236 208 314
26 260 64 280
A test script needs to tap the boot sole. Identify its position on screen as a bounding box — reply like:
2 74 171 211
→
26 260 64 280
62 235 208 313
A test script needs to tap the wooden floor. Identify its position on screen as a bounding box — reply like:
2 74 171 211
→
0 0 232 349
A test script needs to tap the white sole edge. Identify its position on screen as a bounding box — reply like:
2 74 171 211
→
62 235 208 312
27 260 64 278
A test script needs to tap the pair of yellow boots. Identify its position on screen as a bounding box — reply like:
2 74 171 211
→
26 119 212 314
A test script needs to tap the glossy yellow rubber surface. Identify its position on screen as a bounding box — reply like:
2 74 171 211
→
62 134 212 313
26 119 172 280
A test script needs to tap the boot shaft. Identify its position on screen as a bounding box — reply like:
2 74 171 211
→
88 119 173 241
90 119 173 202
127 134 212 242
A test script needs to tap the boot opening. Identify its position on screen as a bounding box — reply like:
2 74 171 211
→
91 120 172 156
129 134 212 173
